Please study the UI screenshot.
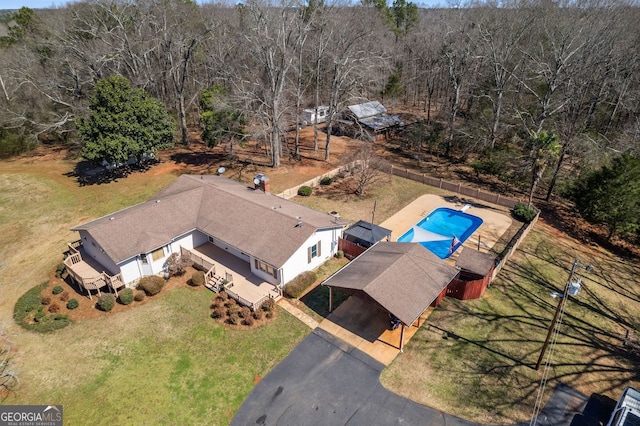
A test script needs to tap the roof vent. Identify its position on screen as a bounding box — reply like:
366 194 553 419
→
109 217 115 221
155 200 161 203
295 221 303 228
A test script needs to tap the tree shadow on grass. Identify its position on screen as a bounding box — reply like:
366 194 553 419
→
64 159 159 186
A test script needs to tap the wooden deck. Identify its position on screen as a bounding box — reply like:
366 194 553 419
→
64 242 124 299
188 243 281 310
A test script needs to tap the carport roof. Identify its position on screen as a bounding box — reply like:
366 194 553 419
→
322 242 459 326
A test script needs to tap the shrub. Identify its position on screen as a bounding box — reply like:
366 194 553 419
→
164 252 192 277
297 185 312 196
66 299 79 310
239 306 251 319
134 290 146 302
227 304 240 316
34 307 46 322
262 298 275 312
190 270 205 287
336 250 344 259
513 202 538 223
253 309 263 320
218 291 229 301
224 298 236 308
60 291 70 302
320 176 332 185
41 296 51 305
118 288 134 305
55 263 66 278
52 285 64 295
97 294 116 312
284 271 317 298
228 312 239 325
243 316 255 326
138 275 165 296
211 307 224 319
48 303 60 314
265 311 274 319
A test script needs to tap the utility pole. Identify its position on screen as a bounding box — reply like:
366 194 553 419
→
535 258 592 369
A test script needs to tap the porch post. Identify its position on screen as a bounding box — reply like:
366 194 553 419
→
400 324 405 352
328 286 333 312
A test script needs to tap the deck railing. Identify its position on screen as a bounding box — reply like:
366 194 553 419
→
63 243 123 299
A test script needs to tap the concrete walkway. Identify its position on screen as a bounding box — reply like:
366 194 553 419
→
277 299 319 329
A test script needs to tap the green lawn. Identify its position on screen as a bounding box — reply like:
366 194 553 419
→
8 288 308 425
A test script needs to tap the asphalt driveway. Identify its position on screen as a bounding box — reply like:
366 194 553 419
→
231 328 588 426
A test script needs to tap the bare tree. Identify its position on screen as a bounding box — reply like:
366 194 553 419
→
346 142 389 196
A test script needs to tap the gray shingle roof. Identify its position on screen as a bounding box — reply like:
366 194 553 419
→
455 248 496 276
72 174 345 267
323 242 459 326
343 220 391 248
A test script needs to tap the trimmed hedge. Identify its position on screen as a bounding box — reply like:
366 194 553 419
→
513 202 538 223
320 176 332 185
134 290 146 302
138 275 165 296
284 271 317 298
118 288 134 305
66 299 79 310
97 294 116 312
297 185 312 196
52 285 64 295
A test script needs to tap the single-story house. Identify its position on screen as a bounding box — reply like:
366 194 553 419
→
65 174 345 300
323 241 459 350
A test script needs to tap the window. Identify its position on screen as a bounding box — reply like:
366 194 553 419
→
151 247 165 262
307 240 321 263
254 259 278 279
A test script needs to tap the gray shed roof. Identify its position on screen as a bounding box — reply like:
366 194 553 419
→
323 242 459 326
72 174 345 267
455 248 496 276
343 220 391 248
347 101 387 119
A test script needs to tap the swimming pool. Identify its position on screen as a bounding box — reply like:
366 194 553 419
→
397 207 483 259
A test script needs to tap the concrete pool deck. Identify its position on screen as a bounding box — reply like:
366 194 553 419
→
311 194 514 366
379 194 513 265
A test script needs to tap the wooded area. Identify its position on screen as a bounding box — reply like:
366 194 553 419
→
1 0 639 239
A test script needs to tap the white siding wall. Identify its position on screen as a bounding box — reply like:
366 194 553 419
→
119 258 141 286
168 231 197 254
279 227 340 285
79 231 119 275
191 230 209 248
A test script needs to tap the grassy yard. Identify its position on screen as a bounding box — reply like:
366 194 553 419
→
0 152 310 424
2 146 638 425
7 287 308 425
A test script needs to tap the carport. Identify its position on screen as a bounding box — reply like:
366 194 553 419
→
322 242 459 353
